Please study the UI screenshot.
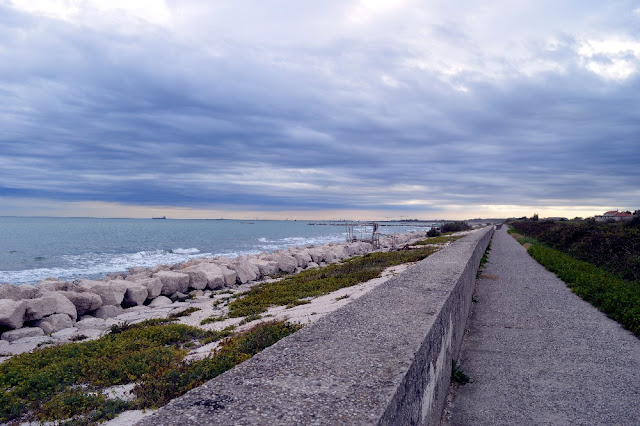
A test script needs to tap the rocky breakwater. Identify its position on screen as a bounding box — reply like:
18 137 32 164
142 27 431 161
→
0 231 426 359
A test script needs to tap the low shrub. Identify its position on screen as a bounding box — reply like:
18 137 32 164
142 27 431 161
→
227 246 438 318
0 322 218 424
133 321 301 408
440 221 471 233
526 244 640 337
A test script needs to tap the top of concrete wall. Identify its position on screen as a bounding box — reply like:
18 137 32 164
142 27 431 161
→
138 227 493 426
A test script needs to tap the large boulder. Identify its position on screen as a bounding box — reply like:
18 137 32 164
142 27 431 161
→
2 327 45 342
125 272 152 282
229 261 258 284
77 280 128 306
306 247 327 263
153 271 190 296
122 284 148 307
36 313 74 334
75 317 107 331
183 264 226 290
134 277 163 300
25 292 77 321
248 259 279 277
93 305 122 319
181 266 209 290
0 284 38 300
148 296 172 307
58 291 103 316
330 245 350 260
271 253 298 273
128 266 151 276
36 278 75 293
0 299 27 329
289 250 312 268
218 265 237 286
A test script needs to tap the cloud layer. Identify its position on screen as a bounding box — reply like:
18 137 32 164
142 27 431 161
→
1 0 639 218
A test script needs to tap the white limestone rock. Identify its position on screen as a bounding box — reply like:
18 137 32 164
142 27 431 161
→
58 291 103 315
25 292 77 321
77 280 128 306
75 317 107 330
218 265 237 286
148 296 172 307
122 284 148 307
307 247 327 263
51 327 79 340
248 259 279 277
128 266 151 276
272 253 298 274
0 283 37 300
93 305 122 319
229 261 258 284
153 271 190 296
132 277 163 300
36 313 74 334
0 299 27 330
290 250 312 268
193 264 226 290
2 327 44 342
36 278 75 293
181 266 209 290
5 335 52 355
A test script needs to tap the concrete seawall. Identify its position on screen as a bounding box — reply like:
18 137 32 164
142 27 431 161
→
138 226 494 426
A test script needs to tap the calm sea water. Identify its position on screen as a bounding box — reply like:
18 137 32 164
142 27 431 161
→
0 217 431 285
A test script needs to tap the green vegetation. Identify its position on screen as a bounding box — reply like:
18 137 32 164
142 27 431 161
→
509 219 640 282
168 307 201 318
227 246 438 318
415 234 462 246
200 315 228 325
133 321 300 408
426 227 440 237
440 221 472 233
451 360 470 384
526 244 639 337
476 242 491 279
0 319 299 424
508 222 640 338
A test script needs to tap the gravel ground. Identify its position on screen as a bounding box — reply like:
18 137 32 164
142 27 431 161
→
446 226 640 425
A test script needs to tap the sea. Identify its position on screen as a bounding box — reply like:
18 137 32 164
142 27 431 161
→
0 217 434 285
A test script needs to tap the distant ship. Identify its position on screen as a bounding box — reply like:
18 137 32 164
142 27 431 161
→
152 216 167 220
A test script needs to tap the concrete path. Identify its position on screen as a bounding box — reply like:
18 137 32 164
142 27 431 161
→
448 226 640 426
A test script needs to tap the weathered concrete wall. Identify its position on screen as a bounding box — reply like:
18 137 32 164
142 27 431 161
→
137 227 493 426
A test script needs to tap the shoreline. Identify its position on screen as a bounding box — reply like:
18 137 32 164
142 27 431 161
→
1 230 439 359
0 229 477 425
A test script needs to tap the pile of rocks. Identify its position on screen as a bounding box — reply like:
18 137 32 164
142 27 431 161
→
0 232 426 357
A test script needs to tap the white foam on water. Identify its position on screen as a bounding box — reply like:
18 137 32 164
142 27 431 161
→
171 248 201 255
1 232 348 285
1 249 212 285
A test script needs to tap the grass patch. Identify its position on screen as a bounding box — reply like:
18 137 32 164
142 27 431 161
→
476 242 492 279
0 321 217 423
451 360 471 384
526 244 640 337
227 246 438 318
414 235 462 246
0 317 300 424
239 314 262 325
200 315 228 325
168 307 201 319
133 321 301 408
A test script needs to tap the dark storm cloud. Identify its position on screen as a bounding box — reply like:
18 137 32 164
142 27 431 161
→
1 1 639 216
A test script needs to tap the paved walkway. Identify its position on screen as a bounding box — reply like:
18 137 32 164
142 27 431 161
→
449 227 640 425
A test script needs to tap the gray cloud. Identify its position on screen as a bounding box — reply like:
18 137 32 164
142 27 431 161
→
0 1 639 217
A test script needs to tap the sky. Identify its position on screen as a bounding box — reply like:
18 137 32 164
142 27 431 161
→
0 1 639 220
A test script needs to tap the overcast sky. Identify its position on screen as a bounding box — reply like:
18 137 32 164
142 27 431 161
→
1 1 638 220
